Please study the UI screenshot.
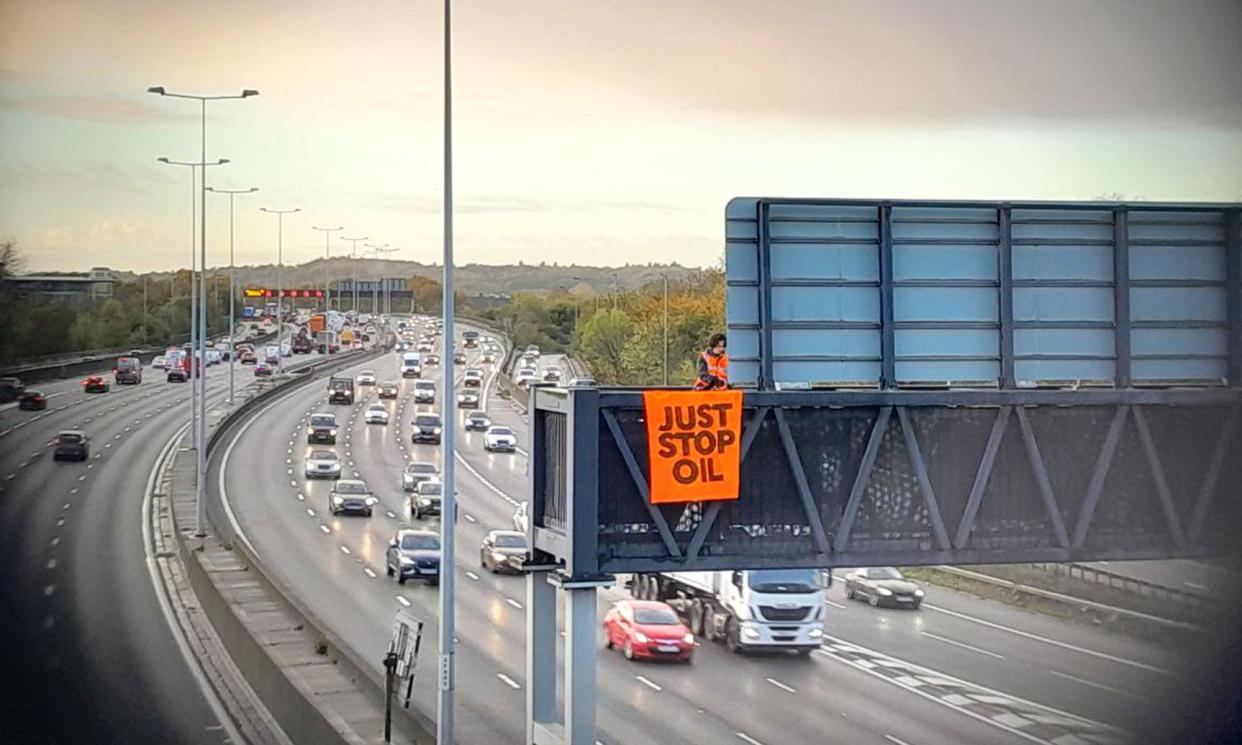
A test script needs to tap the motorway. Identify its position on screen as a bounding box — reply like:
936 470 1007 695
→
0 352 285 744
215 319 1184 745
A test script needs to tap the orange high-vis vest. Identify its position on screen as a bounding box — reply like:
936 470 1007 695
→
695 351 729 389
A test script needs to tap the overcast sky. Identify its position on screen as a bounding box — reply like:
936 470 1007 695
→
1 0 1239 272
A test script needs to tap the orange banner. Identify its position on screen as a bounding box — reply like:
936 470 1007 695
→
643 389 743 504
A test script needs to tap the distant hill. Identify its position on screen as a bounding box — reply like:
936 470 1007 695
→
118 258 704 297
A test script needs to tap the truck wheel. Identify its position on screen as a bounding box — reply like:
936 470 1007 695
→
726 619 743 654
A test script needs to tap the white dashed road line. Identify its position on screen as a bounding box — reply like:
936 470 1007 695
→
765 678 796 693
921 631 1004 660
635 675 662 692
496 673 521 690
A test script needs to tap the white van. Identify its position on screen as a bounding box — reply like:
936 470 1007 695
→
265 344 281 364
401 352 422 379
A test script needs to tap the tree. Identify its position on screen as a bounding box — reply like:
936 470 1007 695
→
578 308 633 383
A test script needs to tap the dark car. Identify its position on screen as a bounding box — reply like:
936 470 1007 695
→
844 567 924 609
410 479 442 520
18 390 48 410
386 530 441 586
53 430 90 461
378 381 399 399
328 479 377 516
411 413 443 444
114 356 143 385
239 351 258 365
464 412 491 431
167 367 188 383
308 413 338 444
83 376 110 393
480 530 527 574
0 377 24 403
452 352 466 365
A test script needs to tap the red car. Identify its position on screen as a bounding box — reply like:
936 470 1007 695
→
239 351 258 365
83 376 110 393
603 600 694 663
254 362 274 377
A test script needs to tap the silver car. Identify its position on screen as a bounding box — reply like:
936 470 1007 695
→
304 449 341 479
401 461 439 492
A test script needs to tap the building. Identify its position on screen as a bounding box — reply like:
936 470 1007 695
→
2 266 117 305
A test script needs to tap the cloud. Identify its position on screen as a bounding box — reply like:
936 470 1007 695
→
0 94 193 124
362 193 693 215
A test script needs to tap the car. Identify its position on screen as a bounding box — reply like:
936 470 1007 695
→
83 376 109 393
385 529 441 586
17 390 48 410
167 367 188 383
52 430 90 461
480 353 496 364
239 351 258 365
328 479 377 516
452 352 466 365
365 403 390 425
254 362 274 377
401 461 439 492
411 413 443 444
204 349 223 366
424 353 440 366
462 369 483 388
417 341 433 353
843 567 924 609
513 501 529 533
567 377 596 387
464 411 491 431
483 426 517 452
410 479 443 520
413 380 436 404
543 369 562 382
378 381 399 399
356 370 377 386
308 413 339 444
0 377 25 402
457 390 480 409
526 345 541 356
602 600 694 663
151 355 168 370
304 449 342 479
480 530 527 574
515 369 537 387
519 355 537 370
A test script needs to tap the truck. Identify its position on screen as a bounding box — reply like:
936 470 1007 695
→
316 330 339 355
628 568 825 655
327 376 355 405
401 352 422 378
308 313 326 335
340 328 355 347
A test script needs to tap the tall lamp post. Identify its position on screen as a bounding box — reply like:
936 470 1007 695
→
371 246 399 314
439 1 458 742
312 225 344 312
158 156 229 457
364 243 390 315
260 207 301 370
206 185 258 406
149 84 258 539
340 235 369 313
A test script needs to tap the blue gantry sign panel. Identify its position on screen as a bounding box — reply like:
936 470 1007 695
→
726 198 1242 390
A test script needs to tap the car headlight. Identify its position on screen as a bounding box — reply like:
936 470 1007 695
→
332 496 344 505
365 497 378 505
877 587 893 596
418 498 432 506
329 463 340 471
633 632 649 644
399 556 414 565
914 589 924 597
403 475 414 484
808 627 824 638
432 427 442 434
683 633 695 644
329 428 338 436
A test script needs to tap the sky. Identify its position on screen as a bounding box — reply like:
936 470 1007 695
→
1 0 1240 273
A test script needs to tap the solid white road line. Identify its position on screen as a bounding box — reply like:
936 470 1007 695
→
1047 670 1152 702
921 631 1004 660
924 604 1173 675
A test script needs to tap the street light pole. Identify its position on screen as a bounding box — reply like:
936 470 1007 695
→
149 85 257 539
207 186 258 406
341 235 368 313
364 243 390 316
663 274 669 386
312 226 344 313
439 1 457 742
261 207 301 371
372 247 399 315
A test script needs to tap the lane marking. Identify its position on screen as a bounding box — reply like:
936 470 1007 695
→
736 734 765 745
44 584 55 596
464 513 477 523
924 603 1173 675
505 597 523 610
1047 670 1152 702
921 631 1005 660
884 736 913 745
765 677 797 693
340 545 352 555
364 567 377 578
319 524 332 534
396 595 412 608
825 600 847 610
466 571 479 581
497 672 521 690
46 558 57 570
635 675 662 692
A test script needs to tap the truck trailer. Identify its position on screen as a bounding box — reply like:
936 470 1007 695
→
630 568 825 655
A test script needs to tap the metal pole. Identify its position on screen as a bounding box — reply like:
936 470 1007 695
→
143 276 148 345
662 274 668 386
277 213 284 368
228 192 235 404
197 98 208 539
189 165 198 450
313 226 343 313
438 0 456 740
